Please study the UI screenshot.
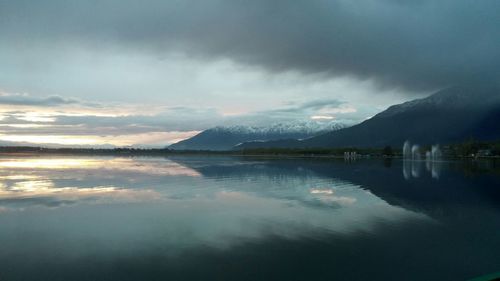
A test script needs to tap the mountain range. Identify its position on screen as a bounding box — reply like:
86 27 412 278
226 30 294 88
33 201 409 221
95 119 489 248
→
168 121 346 151
236 83 500 149
169 83 500 151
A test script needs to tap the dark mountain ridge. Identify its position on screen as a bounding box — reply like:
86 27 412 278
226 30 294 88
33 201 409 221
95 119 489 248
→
237 83 500 149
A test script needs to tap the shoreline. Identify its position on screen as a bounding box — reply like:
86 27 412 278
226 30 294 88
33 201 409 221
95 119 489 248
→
0 150 498 160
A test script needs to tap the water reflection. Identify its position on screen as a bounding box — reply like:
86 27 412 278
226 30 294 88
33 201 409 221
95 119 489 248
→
403 159 442 179
0 156 202 210
0 155 428 243
0 155 498 281
0 156 201 176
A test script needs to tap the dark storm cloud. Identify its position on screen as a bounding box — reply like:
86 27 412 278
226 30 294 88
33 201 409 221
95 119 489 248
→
1 0 499 92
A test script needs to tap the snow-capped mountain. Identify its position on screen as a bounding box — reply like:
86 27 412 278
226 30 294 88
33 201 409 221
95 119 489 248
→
210 121 346 135
168 120 347 151
236 82 500 149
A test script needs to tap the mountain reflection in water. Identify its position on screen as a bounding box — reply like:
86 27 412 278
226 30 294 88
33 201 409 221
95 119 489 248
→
0 155 498 281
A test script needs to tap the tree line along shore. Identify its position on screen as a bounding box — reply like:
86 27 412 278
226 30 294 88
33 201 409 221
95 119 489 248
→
0 139 499 158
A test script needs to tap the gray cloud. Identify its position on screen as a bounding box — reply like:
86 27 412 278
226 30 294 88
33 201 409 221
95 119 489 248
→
284 99 345 112
1 0 499 92
234 98 347 123
0 93 97 107
51 107 224 133
0 106 224 136
216 98 364 126
0 98 358 138
0 197 76 209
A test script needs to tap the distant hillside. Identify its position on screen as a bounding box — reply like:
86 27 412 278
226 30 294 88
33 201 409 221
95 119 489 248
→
168 121 346 151
236 83 500 149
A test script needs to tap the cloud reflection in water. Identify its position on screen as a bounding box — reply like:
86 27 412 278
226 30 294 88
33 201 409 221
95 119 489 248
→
0 155 430 250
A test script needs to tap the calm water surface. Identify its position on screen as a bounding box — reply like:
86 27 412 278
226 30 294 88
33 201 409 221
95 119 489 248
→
0 155 498 281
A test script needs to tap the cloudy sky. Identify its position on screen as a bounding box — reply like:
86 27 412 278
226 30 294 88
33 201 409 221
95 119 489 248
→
0 0 498 147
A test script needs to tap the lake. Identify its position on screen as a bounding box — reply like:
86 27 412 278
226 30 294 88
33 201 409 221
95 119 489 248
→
0 155 498 281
